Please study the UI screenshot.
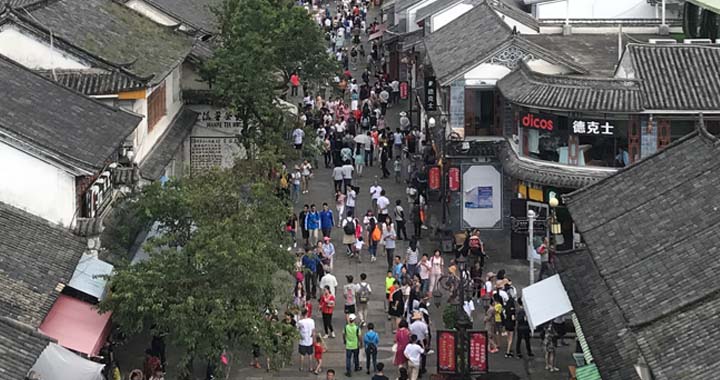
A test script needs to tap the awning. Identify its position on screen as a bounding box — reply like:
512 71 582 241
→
68 254 114 301
39 295 112 356
31 342 104 380
687 0 720 14
369 25 388 41
521 274 573 330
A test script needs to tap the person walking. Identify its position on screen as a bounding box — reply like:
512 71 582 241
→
417 254 431 295
319 267 338 296
369 179 382 214
291 166 302 203
544 323 560 372
363 323 379 374
394 200 408 240
319 286 337 339
376 190 390 219
389 282 405 332
382 217 396 269
380 144 391 178
404 335 424 380
297 308 315 372
502 297 517 358
343 314 362 377
354 148 365 177
428 249 444 293
341 161 354 193
299 204 310 247
335 191 346 226
409 311 429 375
356 273 372 326
341 212 358 257
332 164 344 193
312 334 327 375
301 160 313 194
290 72 301 97
394 320 410 369
305 204 321 246
405 238 419 278
515 298 534 359
346 186 357 218
302 248 320 299
484 298 500 353
320 203 334 238
343 275 358 318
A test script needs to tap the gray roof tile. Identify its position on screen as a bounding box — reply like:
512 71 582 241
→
0 317 52 380
0 55 142 170
628 43 720 111
37 69 145 95
0 202 86 328
24 0 193 81
143 0 219 33
561 130 720 380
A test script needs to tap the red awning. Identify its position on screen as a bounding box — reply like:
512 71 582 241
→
39 294 112 356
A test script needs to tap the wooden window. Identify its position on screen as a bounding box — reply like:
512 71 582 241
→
147 82 166 132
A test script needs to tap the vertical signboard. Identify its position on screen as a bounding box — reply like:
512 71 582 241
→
436 330 457 374
428 166 441 190
468 331 489 374
448 167 460 192
400 81 409 100
449 80 465 138
424 76 437 111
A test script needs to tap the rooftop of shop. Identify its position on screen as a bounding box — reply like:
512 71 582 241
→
560 124 720 380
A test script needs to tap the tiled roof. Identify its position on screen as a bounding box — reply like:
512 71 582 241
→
0 201 86 328
24 0 193 82
37 69 145 95
524 34 623 76
498 140 613 188
627 43 720 110
489 0 538 32
139 107 198 180
0 317 52 380
424 2 512 84
143 0 219 33
561 129 720 380
497 62 643 112
415 0 462 21
0 55 141 170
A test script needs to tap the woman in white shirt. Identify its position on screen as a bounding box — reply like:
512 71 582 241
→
429 249 444 293
382 217 396 268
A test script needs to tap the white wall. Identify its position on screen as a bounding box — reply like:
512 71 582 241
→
526 59 572 74
0 25 89 70
463 63 511 82
125 0 180 26
134 65 184 162
537 0 659 19
0 141 76 226
431 3 474 32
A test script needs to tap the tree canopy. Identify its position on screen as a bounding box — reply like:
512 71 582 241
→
99 157 296 376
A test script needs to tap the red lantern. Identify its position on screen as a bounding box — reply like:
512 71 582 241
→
428 166 440 190
448 167 460 192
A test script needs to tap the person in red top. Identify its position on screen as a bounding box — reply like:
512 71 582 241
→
312 334 326 375
306 300 313 318
319 286 336 338
290 72 300 97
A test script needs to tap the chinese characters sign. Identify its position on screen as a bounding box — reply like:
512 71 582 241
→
572 120 614 135
400 81 409 100
436 330 457 374
468 331 488 374
424 76 437 111
448 167 460 192
428 166 440 190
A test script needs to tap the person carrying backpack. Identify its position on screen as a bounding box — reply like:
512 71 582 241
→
363 323 379 374
356 273 372 326
370 220 382 262
342 211 358 257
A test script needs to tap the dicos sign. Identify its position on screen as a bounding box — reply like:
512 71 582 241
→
521 113 555 131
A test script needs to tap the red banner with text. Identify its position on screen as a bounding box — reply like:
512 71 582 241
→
436 330 457 374
468 331 488 374
448 167 460 192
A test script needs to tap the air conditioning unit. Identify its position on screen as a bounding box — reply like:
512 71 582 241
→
648 39 677 44
683 38 712 44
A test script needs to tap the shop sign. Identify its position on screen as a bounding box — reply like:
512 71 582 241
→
400 81 409 100
448 167 460 192
428 166 441 190
468 331 489 374
511 216 547 234
424 76 437 111
572 120 614 135
437 330 457 374
521 112 556 131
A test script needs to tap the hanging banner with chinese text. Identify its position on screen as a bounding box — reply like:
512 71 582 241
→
428 166 441 190
424 76 437 111
400 81 409 100
468 330 488 374
436 330 457 374
448 167 460 192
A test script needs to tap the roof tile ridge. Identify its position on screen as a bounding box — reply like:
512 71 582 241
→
0 316 55 342
481 0 514 34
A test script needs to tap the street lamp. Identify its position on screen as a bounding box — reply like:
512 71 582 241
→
549 197 564 245
528 209 536 284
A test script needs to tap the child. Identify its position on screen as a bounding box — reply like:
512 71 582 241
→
354 236 365 260
393 156 402 183
313 334 327 375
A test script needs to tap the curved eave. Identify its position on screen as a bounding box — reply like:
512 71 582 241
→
497 64 643 113
499 140 615 189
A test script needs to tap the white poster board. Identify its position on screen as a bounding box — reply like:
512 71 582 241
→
522 274 573 330
462 165 502 228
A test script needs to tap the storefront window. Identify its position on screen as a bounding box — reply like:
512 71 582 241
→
519 111 628 168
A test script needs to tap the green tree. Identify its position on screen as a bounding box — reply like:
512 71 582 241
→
99 157 296 376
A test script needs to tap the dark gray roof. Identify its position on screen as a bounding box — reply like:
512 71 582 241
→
140 107 198 180
424 2 512 84
37 69 145 95
24 0 193 82
0 317 52 380
498 140 612 188
0 55 142 170
561 129 720 380
0 201 86 328
524 34 622 76
143 0 219 33
490 0 538 31
497 62 643 112
627 43 720 111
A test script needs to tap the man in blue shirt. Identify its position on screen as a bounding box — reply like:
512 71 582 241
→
305 204 321 246
319 203 335 238
302 248 320 299
392 255 404 282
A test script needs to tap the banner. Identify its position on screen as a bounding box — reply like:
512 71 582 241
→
424 76 437 111
428 166 441 190
400 81 409 100
448 167 460 192
436 330 457 374
468 331 488 374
